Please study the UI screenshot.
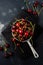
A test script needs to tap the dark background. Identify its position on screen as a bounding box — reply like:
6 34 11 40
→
0 0 43 65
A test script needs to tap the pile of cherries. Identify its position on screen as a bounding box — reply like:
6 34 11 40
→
26 1 43 16
33 1 43 7
11 19 33 42
0 43 13 58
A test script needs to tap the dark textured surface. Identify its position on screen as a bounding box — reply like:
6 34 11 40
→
2 9 43 65
0 0 43 65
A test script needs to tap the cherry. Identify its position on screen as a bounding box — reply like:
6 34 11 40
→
11 25 16 32
11 29 15 32
5 44 10 48
33 11 37 15
41 3 43 7
16 29 19 32
36 1 39 4
27 9 32 13
11 38 16 42
27 22 30 26
23 25 26 29
24 31 29 37
12 25 15 29
19 34 22 37
19 27 22 29
33 1 39 7
19 29 23 34
16 43 20 47
16 22 20 27
22 18 26 22
0 46 3 51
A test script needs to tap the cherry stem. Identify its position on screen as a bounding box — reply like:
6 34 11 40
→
38 7 43 15
14 42 16 50
19 47 24 53
4 47 7 52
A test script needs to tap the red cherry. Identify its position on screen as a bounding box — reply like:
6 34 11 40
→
25 31 29 37
19 29 23 34
35 1 38 4
16 29 19 32
19 34 22 37
16 43 20 47
11 29 15 32
33 11 37 15
12 25 15 28
16 22 20 27
41 3 43 7
22 18 26 22
27 22 30 26
19 27 22 29
27 9 32 13
5 44 10 48
34 1 39 7
11 38 16 42
0 46 3 51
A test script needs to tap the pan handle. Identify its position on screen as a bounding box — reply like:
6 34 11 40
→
27 40 39 58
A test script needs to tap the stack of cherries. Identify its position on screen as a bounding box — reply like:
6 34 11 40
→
11 19 33 42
